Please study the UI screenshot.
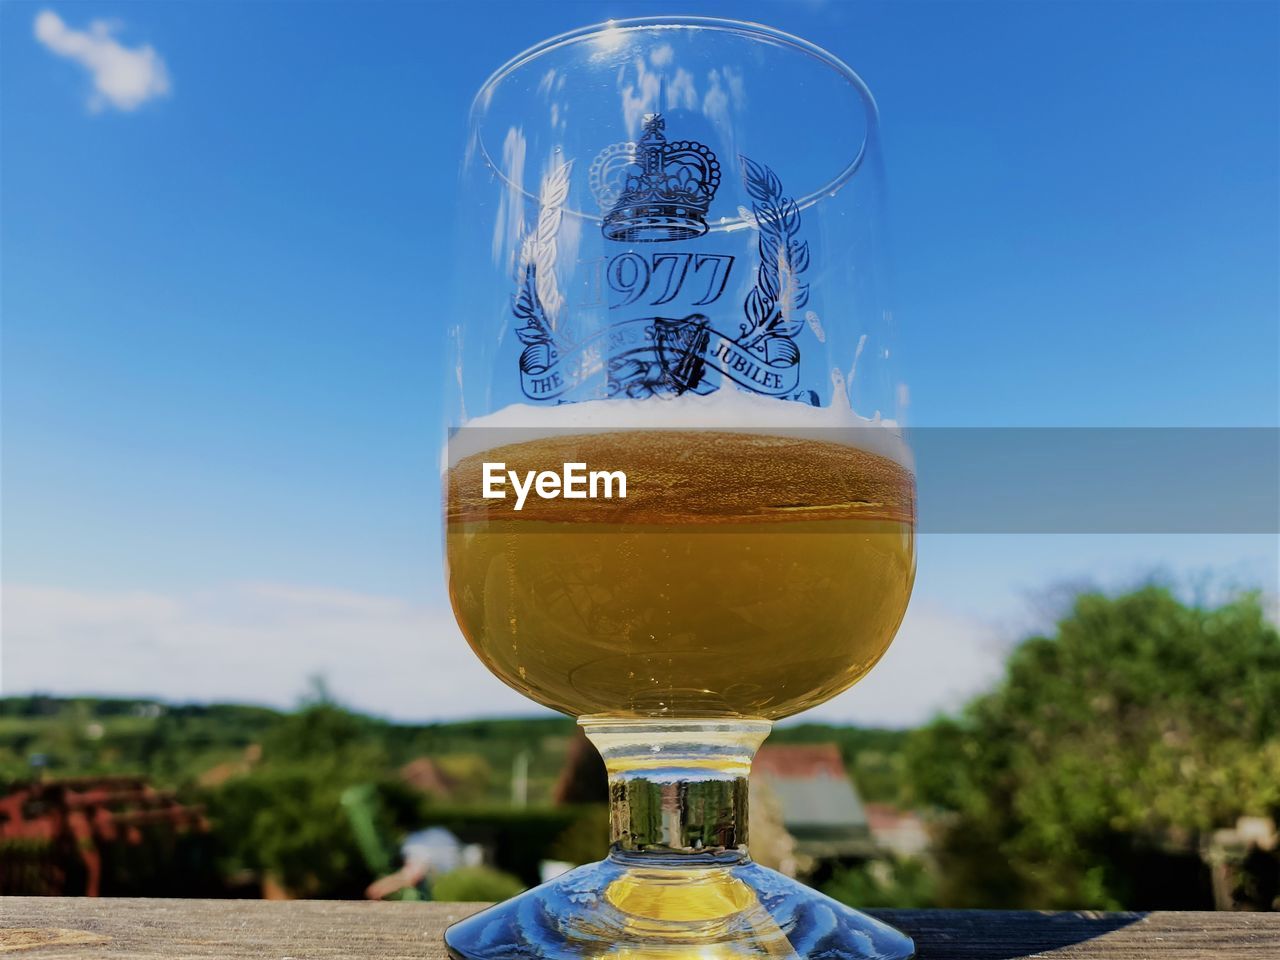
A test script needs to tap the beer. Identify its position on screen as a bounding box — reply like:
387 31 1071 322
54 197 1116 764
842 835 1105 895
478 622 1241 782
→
446 430 915 720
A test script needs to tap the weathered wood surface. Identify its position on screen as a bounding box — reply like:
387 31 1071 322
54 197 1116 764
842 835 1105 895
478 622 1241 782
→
0 898 1277 959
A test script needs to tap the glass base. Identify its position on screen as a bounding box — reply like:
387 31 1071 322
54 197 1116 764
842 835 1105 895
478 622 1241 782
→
444 856 915 960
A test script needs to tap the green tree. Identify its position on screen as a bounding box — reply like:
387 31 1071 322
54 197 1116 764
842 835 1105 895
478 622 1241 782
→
204 690 407 898
435 754 494 801
822 858 935 909
906 586 1280 909
431 865 525 902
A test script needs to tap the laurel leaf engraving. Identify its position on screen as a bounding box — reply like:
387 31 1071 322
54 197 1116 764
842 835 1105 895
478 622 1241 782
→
780 198 800 234
514 265 553 346
745 287 767 328
740 155 773 204
790 240 810 274
738 156 811 351
760 262 779 300
772 313 805 338
531 160 573 321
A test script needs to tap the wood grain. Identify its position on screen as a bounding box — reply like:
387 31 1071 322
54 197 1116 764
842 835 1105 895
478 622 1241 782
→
0 899 1276 959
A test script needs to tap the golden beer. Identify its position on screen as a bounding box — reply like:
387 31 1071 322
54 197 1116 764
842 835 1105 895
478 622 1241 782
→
446 430 915 719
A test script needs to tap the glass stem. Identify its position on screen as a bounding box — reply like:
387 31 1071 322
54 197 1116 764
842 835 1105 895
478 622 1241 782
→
580 717 773 864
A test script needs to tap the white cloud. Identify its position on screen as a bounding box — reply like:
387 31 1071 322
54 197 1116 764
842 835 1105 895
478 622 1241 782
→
34 10 170 112
619 56 661 138
803 601 1006 727
702 69 730 135
666 68 697 112
491 126 527 274
0 581 1001 727
1 582 533 720
649 44 675 67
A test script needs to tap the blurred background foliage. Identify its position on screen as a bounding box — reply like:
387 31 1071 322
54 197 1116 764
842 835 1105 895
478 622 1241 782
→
906 586 1279 909
2 584 1276 908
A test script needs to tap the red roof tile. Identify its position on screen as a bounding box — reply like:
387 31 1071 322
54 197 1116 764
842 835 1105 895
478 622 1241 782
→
754 743 847 779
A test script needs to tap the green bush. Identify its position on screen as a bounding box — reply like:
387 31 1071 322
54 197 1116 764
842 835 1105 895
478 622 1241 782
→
906 586 1280 909
0 837 58 896
204 765 427 899
548 805 609 865
822 858 935 909
431 865 524 902
204 767 366 898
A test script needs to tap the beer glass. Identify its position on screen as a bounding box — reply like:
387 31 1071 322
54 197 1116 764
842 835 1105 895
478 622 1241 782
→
444 17 916 959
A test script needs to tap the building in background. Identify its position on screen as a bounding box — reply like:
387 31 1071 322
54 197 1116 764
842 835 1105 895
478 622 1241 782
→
551 729 608 806
400 757 458 800
864 803 930 860
753 744 879 882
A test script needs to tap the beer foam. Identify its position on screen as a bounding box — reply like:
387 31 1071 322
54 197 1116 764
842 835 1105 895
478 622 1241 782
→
447 386 912 471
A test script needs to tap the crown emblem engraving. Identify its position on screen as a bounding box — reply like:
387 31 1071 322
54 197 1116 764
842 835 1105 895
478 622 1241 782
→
589 115 721 242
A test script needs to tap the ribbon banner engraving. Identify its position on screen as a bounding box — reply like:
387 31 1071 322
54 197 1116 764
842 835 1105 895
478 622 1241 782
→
518 315 801 401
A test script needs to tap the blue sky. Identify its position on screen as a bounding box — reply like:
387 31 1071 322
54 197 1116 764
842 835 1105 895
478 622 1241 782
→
3 1 1277 724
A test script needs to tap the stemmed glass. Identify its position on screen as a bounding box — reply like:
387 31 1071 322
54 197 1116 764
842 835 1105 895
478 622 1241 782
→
443 17 916 959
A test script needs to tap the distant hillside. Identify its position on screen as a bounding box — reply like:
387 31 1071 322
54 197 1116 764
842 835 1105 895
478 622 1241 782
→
0 696 909 803
0 695 572 801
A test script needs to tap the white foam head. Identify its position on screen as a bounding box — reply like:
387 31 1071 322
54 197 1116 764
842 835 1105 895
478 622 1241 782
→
447 380 912 471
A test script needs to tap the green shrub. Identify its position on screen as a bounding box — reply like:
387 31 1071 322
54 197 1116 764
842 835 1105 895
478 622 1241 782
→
906 586 1280 909
548 805 609 865
822 858 936 909
431 865 524 902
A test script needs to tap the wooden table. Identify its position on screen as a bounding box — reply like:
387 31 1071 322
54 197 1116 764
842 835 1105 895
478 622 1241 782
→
1 898 1277 958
